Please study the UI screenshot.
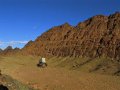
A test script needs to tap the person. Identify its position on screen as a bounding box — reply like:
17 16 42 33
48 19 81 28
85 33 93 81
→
38 57 47 67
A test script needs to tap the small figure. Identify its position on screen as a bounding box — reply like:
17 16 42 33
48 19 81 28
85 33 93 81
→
37 57 47 68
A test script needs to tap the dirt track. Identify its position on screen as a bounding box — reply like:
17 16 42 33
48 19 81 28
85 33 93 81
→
0 56 120 90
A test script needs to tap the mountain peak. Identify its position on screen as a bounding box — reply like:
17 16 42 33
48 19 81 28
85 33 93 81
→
4 46 13 51
114 11 120 15
109 12 120 18
60 22 72 27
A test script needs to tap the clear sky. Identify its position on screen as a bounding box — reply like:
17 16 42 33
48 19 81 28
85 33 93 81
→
0 0 120 49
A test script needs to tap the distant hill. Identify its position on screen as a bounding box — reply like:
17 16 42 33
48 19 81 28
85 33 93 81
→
4 46 13 51
21 12 120 59
0 46 20 56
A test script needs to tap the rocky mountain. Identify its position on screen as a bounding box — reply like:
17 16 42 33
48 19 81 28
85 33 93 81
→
4 46 13 51
22 12 120 59
0 46 20 56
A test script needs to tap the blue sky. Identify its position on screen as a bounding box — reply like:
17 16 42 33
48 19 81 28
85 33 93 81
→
0 0 120 49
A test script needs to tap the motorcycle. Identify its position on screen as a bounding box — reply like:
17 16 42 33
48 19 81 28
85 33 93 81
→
37 62 47 68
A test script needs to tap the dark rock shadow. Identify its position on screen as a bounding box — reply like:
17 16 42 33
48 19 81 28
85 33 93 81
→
0 85 8 90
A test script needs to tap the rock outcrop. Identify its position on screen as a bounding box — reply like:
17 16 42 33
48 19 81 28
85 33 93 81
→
0 74 34 90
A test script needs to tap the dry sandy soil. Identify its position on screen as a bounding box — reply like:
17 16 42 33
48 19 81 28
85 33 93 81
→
0 56 120 90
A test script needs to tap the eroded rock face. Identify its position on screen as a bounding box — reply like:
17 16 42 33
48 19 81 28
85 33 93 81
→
22 12 120 59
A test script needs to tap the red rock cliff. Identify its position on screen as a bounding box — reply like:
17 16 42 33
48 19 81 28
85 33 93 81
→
22 12 120 59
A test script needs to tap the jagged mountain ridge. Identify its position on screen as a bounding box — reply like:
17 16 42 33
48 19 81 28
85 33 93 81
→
15 12 120 59
0 46 20 56
22 12 120 58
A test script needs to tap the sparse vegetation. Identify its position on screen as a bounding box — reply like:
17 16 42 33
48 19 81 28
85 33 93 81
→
0 55 120 90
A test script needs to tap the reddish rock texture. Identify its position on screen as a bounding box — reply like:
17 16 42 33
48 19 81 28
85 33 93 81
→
21 12 120 58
